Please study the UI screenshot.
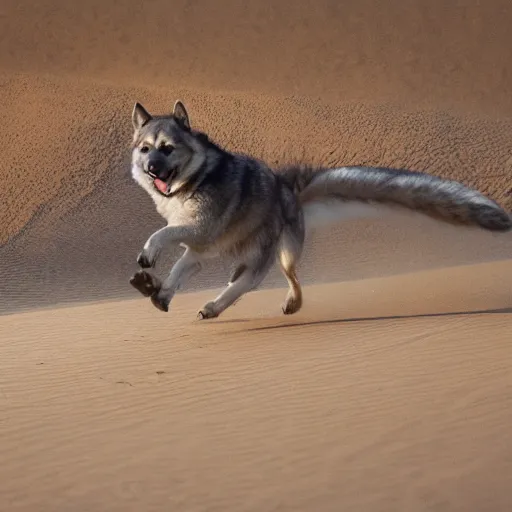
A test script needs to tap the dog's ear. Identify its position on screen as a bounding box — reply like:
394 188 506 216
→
173 100 190 130
132 102 152 130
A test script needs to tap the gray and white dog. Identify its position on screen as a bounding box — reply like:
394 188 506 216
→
129 100 511 319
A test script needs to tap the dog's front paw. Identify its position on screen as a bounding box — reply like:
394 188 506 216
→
129 270 161 297
137 250 155 269
150 293 170 313
197 302 219 320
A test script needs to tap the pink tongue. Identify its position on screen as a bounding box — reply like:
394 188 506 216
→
154 179 168 194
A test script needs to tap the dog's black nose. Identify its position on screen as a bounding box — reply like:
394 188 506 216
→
147 160 163 176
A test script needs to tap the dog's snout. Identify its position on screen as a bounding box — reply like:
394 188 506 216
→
146 160 164 176
147 161 161 173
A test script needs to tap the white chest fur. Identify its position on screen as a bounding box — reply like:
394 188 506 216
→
132 164 193 226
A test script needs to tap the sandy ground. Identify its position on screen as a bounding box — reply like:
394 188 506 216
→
1 261 512 511
1 0 512 510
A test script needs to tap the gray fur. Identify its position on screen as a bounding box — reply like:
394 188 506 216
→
129 101 511 319
292 165 512 231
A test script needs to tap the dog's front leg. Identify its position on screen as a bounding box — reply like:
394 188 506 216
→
137 225 197 268
142 248 202 312
130 248 203 312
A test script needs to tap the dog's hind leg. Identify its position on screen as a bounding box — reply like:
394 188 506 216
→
197 256 273 320
277 228 304 315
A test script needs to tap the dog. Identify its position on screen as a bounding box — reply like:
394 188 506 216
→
129 100 511 319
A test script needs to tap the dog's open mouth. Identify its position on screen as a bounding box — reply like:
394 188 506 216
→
153 178 172 196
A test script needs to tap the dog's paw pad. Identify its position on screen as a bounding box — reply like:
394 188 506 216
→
130 270 160 297
130 270 155 296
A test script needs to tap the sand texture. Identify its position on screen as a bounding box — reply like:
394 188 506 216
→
1 1 512 510
2 262 512 511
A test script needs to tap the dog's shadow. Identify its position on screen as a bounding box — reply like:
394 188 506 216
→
215 307 512 333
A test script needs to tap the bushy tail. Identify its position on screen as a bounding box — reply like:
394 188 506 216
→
280 165 512 232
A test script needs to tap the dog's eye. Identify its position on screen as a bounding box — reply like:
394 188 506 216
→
140 145 150 154
159 144 174 156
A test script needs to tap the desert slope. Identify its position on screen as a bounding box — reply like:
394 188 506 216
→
1 1 512 312
1 74 511 313
2 0 512 116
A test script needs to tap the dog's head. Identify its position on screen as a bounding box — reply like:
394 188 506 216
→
131 100 208 197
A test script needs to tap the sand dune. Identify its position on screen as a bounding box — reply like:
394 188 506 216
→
1 74 511 313
2 0 512 116
1 0 512 510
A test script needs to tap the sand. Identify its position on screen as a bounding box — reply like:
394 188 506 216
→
1 1 512 510
2 262 512 511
